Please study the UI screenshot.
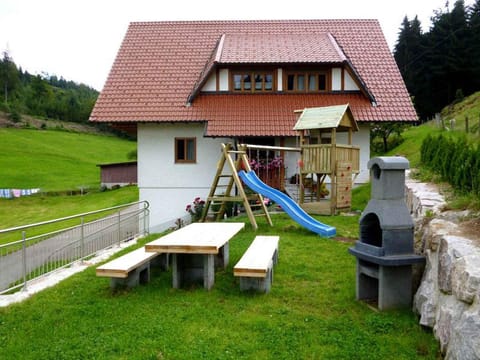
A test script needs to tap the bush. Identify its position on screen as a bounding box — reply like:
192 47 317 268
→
421 133 480 196
8 108 22 123
127 149 137 160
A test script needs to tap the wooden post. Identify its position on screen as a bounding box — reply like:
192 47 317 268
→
280 137 285 191
330 129 337 215
465 116 469 133
299 131 305 204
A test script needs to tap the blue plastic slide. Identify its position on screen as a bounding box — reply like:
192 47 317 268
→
238 170 336 237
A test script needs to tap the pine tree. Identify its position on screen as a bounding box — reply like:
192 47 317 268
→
468 0 480 91
421 1 470 115
392 0 480 120
0 50 20 104
394 16 429 118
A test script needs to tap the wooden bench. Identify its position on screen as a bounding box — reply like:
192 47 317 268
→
96 247 166 289
233 235 279 293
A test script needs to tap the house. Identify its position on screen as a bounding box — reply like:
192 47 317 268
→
90 20 417 233
97 161 137 189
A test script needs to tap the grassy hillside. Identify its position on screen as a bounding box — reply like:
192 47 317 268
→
0 127 136 191
385 91 480 211
387 90 480 166
386 122 441 167
441 91 480 133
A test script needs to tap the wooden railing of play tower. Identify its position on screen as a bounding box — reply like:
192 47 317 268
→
301 144 360 175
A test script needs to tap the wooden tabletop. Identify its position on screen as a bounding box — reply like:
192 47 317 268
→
145 222 245 254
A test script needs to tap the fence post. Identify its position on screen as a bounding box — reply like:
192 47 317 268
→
143 203 148 236
118 211 121 246
22 231 27 291
80 217 85 262
465 116 469 133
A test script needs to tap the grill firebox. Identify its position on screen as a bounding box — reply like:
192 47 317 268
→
349 157 424 310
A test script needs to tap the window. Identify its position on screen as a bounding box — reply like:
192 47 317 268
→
175 137 196 163
286 71 329 92
232 71 274 92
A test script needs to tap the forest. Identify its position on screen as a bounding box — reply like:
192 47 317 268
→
394 0 480 120
0 51 98 123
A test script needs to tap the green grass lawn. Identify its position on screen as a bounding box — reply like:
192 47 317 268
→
0 128 136 191
0 214 439 360
0 122 443 358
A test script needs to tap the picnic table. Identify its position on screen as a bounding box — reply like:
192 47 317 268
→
145 222 244 290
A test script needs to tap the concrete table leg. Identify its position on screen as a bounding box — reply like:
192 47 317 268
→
172 253 180 289
204 254 215 290
222 242 229 268
214 243 229 269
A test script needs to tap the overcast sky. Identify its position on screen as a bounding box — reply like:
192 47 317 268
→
0 0 474 91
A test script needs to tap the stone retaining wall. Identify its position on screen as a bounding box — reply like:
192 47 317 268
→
405 174 480 360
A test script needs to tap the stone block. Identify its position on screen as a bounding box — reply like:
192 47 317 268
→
434 295 467 353
239 267 273 293
446 302 480 360
414 249 439 328
110 261 150 289
438 235 477 294
452 254 480 304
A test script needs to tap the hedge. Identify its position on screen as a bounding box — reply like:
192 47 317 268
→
420 134 480 196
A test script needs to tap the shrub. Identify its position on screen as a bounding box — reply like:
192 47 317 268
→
8 108 21 123
127 149 137 160
421 134 479 196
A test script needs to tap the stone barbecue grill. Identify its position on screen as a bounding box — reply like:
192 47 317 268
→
349 156 425 310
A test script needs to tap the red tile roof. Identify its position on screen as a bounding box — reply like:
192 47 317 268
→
219 33 346 64
90 20 417 137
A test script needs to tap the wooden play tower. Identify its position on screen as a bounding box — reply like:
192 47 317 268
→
294 104 360 215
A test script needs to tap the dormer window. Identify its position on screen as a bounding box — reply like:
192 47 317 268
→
286 71 330 92
232 71 274 92
189 32 372 102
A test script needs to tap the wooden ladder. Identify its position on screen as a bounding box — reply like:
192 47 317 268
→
201 143 272 230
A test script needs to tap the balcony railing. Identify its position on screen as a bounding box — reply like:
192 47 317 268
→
301 144 360 174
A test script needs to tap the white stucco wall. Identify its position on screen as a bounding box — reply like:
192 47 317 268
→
344 71 360 91
200 69 229 92
282 137 302 180
336 124 371 184
137 123 371 233
201 74 216 92
138 123 231 233
356 124 372 183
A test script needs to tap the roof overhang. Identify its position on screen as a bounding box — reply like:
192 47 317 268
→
293 104 359 132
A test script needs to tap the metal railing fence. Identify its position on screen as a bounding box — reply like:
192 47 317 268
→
0 201 149 294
